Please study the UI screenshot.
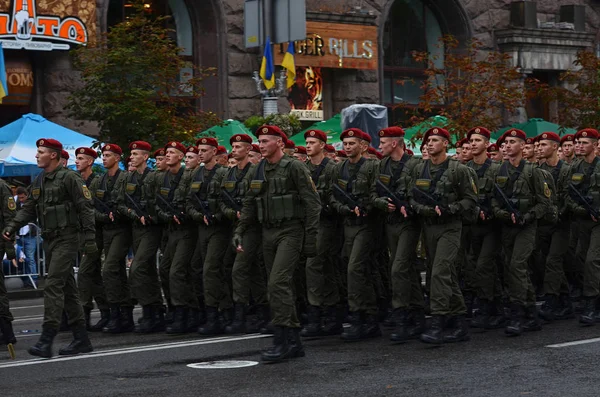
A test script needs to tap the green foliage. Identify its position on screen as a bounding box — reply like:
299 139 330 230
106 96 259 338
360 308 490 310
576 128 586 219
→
244 113 302 137
67 2 220 152
244 115 265 135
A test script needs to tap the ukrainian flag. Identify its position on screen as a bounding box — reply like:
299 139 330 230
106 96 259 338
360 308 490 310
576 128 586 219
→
259 37 275 90
0 43 7 103
281 42 296 89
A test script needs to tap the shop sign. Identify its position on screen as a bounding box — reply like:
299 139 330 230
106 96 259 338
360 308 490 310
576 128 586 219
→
0 0 88 51
275 21 377 70
289 66 323 121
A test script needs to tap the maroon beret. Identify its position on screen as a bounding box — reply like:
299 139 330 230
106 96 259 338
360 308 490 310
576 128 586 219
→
61 150 70 160
196 137 218 147
251 144 261 153
378 127 405 138
165 141 187 154
560 134 575 146
367 147 383 159
504 129 527 141
187 146 199 154
230 134 253 145
76 147 98 159
406 149 414 156
36 138 62 151
423 127 450 142
575 128 599 140
341 128 369 142
467 127 491 141
129 141 152 151
256 125 287 141
153 148 166 158
525 137 534 145
294 146 307 155
284 140 296 149
325 144 336 153
336 150 347 158
217 146 228 155
102 144 123 156
304 129 327 142
487 143 499 153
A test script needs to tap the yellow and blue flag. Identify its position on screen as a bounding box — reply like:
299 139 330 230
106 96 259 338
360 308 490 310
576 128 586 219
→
281 42 296 88
259 37 275 90
0 43 7 103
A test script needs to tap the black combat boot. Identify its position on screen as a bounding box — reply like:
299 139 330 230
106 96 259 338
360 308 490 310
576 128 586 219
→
246 305 269 334
390 310 410 343
340 312 363 341
0 317 16 345
288 328 305 359
103 305 122 334
59 311 69 332
198 307 223 335
321 306 343 336
225 304 246 334
539 295 558 322
221 307 234 327
420 315 445 344
406 309 426 339
363 313 382 338
523 305 542 332
186 309 201 333
487 299 506 329
471 299 490 329
300 305 322 337
382 308 396 328
120 306 135 333
443 315 470 343
556 294 574 320
28 327 57 358
261 326 291 363
505 304 523 336
165 304 175 324
90 309 110 332
579 297 597 326
165 306 188 334
463 292 474 319
58 325 94 356
135 306 165 333
84 308 92 331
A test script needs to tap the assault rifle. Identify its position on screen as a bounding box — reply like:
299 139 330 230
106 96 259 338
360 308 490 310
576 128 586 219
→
125 192 150 223
191 193 214 225
494 184 524 225
376 180 412 215
156 194 187 223
221 189 243 212
568 183 600 219
333 184 367 216
411 187 449 212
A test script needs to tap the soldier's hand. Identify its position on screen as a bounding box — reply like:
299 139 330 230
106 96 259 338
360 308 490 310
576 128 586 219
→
435 206 443 216
303 236 317 258
387 198 396 213
232 233 244 252
109 212 115 222
480 211 486 221
84 240 98 255
173 215 181 225
400 206 408 218
236 211 241 220
592 215 598 223
511 213 519 225
2 228 14 241
203 216 211 226
140 216 146 226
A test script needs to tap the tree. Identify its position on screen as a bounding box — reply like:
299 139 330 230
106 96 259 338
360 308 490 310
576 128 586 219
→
401 35 526 139
243 113 302 138
68 3 220 151
533 50 600 129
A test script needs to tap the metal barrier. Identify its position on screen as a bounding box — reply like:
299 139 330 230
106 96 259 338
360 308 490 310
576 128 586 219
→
3 223 44 289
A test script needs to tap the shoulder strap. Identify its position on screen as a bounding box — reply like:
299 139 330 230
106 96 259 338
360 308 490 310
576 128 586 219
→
427 159 450 193
311 157 330 182
254 159 267 182
345 157 366 192
167 167 185 202
475 158 492 179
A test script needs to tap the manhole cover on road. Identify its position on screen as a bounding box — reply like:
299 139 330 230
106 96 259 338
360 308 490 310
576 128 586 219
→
187 360 259 369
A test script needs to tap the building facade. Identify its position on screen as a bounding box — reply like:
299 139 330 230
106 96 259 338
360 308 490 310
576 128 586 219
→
0 0 598 133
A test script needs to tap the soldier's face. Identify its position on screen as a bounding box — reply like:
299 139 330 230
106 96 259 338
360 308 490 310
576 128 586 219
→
36 147 57 168
185 152 200 169
130 150 149 169
258 135 282 158
248 151 261 164
378 137 399 157
305 138 324 157
490 151 502 161
505 137 524 157
326 152 337 161
231 142 250 161
342 138 362 158
165 148 184 166
561 141 574 157
102 151 120 169
197 145 216 164
227 158 238 168
579 138 596 157
293 153 307 161
469 135 487 156
538 140 557 159
522 144 534 159
460 144 473 162
217 154 229 166
426 136 447 156
75 154 93 172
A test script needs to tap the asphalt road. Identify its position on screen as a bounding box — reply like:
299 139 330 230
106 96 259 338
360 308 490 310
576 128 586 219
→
2 298 600 397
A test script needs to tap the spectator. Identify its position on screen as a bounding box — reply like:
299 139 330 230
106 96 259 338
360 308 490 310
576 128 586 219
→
15 187 38 289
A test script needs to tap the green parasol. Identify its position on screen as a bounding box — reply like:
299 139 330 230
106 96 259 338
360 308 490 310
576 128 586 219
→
197 119 253 150
493 118 576 140
290 114 343 148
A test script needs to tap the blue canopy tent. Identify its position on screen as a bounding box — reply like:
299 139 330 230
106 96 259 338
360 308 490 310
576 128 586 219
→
0 113 101 177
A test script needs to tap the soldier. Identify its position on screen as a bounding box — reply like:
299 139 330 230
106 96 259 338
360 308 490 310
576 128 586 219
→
293 146 308 162
491 129 551 336
420 143 429 160
466 127 504 329
336 150 347 162
328 128 381 341
565 128 600 325
536 132 573 321
119 141 165 333
460 139 473 163
523 138 535 163
370 127 424 343
227 154 238 168
325 144 337 162
488 144 502 162
216 146 229 167
185 146 201 170
61 150 69 168
156 142 197 334
75 147 109 332
300 129 341 337
233 125 320 362
3 138 95 357
409 128 477 344
249 144 262 164
0 178 17 356
284 139 296 157
222 134 268 334
561 134 576 164
154 148 168 171
93 144 134 334
186 137 231 335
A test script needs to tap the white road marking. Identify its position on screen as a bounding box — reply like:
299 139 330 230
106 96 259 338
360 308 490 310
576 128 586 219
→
546 337 600 348
187 360 259 369
11 305 44 310
0 334 270 369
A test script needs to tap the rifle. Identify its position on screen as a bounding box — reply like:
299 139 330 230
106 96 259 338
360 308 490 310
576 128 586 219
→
94 198 112 215
494 183 524 225
221 189 243 212
125 192 150 223
333 184 367 216
156 194 187 222
191 193 214 225
411 187 449 212
376 180 412 215
568 183 600 219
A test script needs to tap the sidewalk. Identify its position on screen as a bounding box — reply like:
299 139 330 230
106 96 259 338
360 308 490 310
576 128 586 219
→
5 277 45 300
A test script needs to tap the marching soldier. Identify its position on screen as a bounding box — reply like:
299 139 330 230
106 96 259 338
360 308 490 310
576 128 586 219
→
301 129 342 337
293 146 308 162
233 125 320 362
249 144 262 164
93 144 134 334
0 177 17 357
370 127 424 343
3 138 95 358
185 146 201 170
409 127 477 344
284 139 296 157
523 138 535 163
329 128 381 341
565 129 600 325
560 134 576 164
154 148 168 171
488 144 502 162
75 147 109 331
216 146 229 167
118 141 165 333
491 129 551 336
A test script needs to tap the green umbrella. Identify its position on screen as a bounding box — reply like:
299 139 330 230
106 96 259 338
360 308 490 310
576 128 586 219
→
290 114 343 147
403 115 449 141
198 120 252 150
493 118 576 140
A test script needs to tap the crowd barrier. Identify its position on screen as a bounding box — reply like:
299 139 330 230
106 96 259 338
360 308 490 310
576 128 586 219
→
3 223 45 289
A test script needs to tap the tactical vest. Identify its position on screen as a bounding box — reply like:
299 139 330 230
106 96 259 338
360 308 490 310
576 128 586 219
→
125 168 151 214
158 167 185 213
308 157 331 202
222 163 251 209
95 169 121 211
377 154 411 198
32 168 80 232
495 160 535 213
248 158 303 224
414 158 459 207
570 157 600 208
